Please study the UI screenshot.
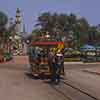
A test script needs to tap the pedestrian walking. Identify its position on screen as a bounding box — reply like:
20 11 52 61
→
52 49 64 84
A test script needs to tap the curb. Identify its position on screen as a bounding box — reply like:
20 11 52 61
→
83 70 100 76
64 62 83 64
64 62 100 65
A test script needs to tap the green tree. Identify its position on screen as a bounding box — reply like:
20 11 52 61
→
0 11 8 32
0 11 8 49
32 28 42 41
36 12 54 33
74 17 90 46
33 12 95 48
88 26 97 44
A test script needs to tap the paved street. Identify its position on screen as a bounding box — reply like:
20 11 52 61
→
0 56 100 100
0 66 67 100
0 56 68 100
64 64 100 100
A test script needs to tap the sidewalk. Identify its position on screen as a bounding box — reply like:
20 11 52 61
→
2 60 100 65
0 56 30 70
83 67 100 75
64 62 100 64
0 56 29 65
64 62 100 75
64 62 83 64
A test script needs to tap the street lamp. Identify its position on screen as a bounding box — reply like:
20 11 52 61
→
61 36 66 42
14 35 20 40
45 34 50 38
26 40 30 44
9 36 13 40
45 32 50 38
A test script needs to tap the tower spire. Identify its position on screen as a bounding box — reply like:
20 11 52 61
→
15 8 21 33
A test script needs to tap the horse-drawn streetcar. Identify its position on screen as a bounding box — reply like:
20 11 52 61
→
28 41 65 77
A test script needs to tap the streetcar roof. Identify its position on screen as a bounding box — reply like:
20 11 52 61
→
31 42 64 45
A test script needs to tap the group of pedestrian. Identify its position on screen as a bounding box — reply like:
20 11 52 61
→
48 48 64 85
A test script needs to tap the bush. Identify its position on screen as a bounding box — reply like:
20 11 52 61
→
4 52 12 61
64 50 81 58
64 57 81 62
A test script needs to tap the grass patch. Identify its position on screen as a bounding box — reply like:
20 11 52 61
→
64 57 81 62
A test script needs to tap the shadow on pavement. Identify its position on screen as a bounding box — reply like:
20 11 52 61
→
25 72 51 80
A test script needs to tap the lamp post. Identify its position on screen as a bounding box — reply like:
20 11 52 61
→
45 32 50 41
26 40 30 44
14 35 20 40
61 36 66 42
45 34 50 38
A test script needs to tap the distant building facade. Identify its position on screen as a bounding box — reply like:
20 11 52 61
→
9 8 27 56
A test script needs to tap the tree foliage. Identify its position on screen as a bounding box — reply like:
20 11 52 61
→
0 11 8 32
0 11 9 49
0 11 8 26
32 12 100 49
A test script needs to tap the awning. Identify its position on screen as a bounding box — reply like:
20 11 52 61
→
80 44 96 51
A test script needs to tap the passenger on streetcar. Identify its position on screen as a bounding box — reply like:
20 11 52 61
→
48 48 55 72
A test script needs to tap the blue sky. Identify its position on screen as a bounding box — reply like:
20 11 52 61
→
80 0 100 26
0 0 100 32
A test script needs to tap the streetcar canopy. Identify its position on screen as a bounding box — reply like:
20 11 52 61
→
31 41 64 45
